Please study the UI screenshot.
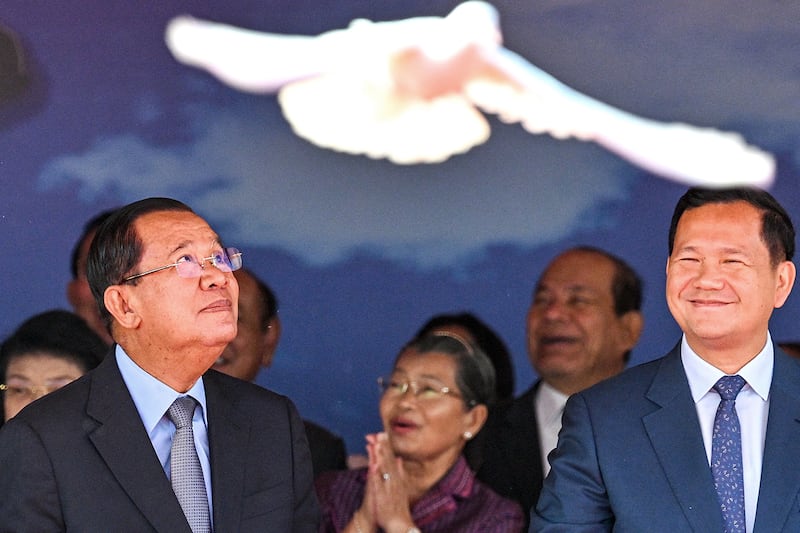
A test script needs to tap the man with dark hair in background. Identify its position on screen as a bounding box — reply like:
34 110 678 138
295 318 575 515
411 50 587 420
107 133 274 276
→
478 246 644 524
66 208 117 346
214 267 347 477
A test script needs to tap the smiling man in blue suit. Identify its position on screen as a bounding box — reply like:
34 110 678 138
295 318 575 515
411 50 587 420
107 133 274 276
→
533 187 799 532
0 198 319 532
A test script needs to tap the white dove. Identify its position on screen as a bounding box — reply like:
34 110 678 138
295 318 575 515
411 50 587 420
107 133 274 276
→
165 1 774 187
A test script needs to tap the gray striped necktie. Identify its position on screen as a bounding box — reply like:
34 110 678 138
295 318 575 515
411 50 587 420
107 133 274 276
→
167 396 211 533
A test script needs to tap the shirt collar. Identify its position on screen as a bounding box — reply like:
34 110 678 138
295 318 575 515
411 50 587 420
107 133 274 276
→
115 344 208 435
681 332 773 403
535 380 570 427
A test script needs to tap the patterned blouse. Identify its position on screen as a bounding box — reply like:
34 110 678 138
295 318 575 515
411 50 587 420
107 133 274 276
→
315 455 525 532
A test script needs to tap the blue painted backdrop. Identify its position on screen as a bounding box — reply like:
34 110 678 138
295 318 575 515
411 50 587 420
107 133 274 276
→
2 0 799 453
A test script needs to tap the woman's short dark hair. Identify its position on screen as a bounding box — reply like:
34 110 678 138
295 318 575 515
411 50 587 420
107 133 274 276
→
398 331 496 409
86 198 194 329
0 309 106 381
415 312 514 404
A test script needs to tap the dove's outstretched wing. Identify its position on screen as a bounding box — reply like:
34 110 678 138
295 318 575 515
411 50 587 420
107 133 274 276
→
165 16 328 93
165 2 774 186
166 3 502 164
466 46 775 187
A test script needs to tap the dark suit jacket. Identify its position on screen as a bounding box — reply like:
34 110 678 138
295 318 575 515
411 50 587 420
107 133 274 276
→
474 383 544 523
0 353 320 532
533 345 800 532
303 419 347 478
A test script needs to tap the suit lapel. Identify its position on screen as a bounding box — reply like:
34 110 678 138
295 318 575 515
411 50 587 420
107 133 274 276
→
642 349 724 532
753 350 800 532
204 372 250 532
86 355 191 533
505 385 544 497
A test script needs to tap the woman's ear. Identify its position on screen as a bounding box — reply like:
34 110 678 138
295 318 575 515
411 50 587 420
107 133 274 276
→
464 403 488 438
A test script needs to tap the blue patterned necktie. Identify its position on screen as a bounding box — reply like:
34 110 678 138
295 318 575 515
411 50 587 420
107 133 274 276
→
167 396 211 533
711 375 747 533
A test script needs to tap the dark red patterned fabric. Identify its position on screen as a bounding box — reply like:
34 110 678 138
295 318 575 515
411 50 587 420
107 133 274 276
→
315 455 524 532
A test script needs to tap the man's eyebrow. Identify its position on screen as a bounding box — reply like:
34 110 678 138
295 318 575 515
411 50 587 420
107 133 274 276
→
675 245 748 256
674 245 699 254
167 238 221 256
168 241 192 256
564 284 598 293
45 374 80 383
3 373 31 382
718 246 748 256
535 283 597 294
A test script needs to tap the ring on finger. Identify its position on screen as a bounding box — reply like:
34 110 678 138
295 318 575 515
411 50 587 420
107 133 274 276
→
381 472 391 482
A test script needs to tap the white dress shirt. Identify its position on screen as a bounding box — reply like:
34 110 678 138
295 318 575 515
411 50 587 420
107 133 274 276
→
115 345 214 521
681 333 772 533
535 381 569 476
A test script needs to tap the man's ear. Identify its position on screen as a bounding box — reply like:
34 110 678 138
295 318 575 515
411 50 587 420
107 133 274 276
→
66 279 81 308
619 311 644 352
774 260 797 309
104 285 141 329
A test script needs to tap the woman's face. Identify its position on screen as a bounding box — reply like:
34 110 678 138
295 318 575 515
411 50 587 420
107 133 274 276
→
379 349 484 467
2 352 85 421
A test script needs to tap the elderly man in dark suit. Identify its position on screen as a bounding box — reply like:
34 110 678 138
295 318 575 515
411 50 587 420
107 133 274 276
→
475 246 643 525
0 197 319 532
534 187 799 532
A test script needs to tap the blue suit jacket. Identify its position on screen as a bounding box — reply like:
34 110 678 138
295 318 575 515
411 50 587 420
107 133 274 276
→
532 344 800 532
0 352 320 532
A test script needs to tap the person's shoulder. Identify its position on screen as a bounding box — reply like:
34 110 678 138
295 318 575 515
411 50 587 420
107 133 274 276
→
493 383 536 420
205 369 288 402
512 383 538 404
607 353 669 382
775 346 800 369
580 349 678 401
772 347 800 387
204 370 301 423
315 466 364 496
303 418 343 444
471 476 526 520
